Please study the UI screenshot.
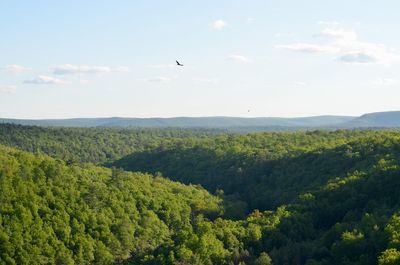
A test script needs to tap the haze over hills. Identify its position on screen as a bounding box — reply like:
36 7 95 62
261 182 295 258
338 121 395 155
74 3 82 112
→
0 115 354 128
1 111 400 129
345 111 400 127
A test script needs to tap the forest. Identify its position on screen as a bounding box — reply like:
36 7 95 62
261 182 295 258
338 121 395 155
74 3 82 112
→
1 123 400 265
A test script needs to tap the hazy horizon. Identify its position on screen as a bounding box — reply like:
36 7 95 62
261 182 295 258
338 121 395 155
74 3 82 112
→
4 111 400 121
0 110 396 120
0 113 371 120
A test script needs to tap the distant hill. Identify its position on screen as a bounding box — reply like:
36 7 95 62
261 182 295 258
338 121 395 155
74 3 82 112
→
344 111 400 127
0 115 355 128
1 111 400 128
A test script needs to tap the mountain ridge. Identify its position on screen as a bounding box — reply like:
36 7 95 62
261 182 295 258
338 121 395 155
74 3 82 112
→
1 111 400 128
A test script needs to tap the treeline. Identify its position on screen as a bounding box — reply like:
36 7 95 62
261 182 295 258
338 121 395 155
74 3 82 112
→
0 124 222 164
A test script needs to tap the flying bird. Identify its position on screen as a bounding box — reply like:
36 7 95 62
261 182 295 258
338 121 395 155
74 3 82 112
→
176 60 184 66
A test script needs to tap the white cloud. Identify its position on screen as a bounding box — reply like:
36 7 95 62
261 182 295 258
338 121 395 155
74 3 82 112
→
276 25 400 65
293 81 307 86
246 18 255 24
195 78 219 84
273 32 295 39
23 75 65 85
53 64 129 75
113 66 130 72
338 52 377 64
317 20 340 27
275 43 339 53
1 64 31 73
226 54 253 63
147 76 172 82
373 77 396 86
0 85 16 93
318 28 357 41
213 19 226 30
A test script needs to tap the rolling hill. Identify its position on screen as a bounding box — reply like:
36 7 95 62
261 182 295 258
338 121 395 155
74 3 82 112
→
1 111 399 129
0 115 354 128
344 111 400 127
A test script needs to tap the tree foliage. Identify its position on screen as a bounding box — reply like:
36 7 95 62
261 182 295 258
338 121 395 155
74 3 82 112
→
1 125 400 264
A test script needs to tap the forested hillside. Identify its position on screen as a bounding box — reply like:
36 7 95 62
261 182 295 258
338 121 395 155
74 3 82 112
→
0 124 220 164
113 130 400 264
112 130 399 210
0 145 255 264
1 125 400 264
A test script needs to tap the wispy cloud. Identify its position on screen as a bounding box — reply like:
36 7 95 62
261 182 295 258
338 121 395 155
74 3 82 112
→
276 24 400 65
293 81 307 86
275 43 339 53
24 75 65 85
1 64 31 73
273 32 295 39
53 64 129 75
317 20 340 27
213 19 226 30
226 54 253 63
0 85 16 93
146 76 173 82
246 18 255 24
373 77 396 86
194 78 219 84
317 27 357 40
338 52 376 64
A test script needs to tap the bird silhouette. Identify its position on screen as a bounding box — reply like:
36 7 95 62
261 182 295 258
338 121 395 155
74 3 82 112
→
176 60 184 66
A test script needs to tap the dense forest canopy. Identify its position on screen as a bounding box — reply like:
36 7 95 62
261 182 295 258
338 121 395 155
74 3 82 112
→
112 130 400 210
0 124 222 164
1 124 400 264
0 145 234 264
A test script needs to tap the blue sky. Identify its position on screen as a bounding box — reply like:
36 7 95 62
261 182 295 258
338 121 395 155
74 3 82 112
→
1 0 399 118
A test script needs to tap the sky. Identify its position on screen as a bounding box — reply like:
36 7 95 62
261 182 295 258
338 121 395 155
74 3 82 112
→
1 0 400 119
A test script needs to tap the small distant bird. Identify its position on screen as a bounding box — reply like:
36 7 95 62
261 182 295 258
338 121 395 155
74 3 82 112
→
176 60 184 66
